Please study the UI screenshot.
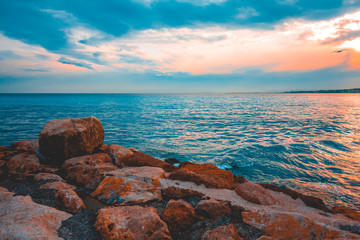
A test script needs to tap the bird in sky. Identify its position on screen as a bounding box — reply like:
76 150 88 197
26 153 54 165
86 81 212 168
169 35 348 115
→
333 49 349 53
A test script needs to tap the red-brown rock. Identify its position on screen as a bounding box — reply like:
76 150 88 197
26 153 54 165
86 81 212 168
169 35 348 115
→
235 182 276 205
0 146 11 152
0 189 71 240
7 152 40 179
332 206 360 221
256 236 279 240
39 181 77 191
62 153 117 188
96 206 171 240
0 160 6 178
168 162 234 189
195 199 232 218
34 172 63 182
11 139 39 152
162 199 196 232
0 150 18 161
91 166 165 205
201 224 243 240
162 186 205 199
242 211 360 240
39 116 105 165
98 144 133 167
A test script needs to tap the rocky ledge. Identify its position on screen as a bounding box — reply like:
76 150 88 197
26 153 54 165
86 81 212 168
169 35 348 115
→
0 116 359 240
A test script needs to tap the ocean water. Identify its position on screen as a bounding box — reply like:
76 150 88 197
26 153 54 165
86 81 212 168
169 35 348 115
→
0 93 359 210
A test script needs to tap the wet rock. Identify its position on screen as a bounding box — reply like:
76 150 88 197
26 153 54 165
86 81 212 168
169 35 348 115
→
39 116 104 165
162 186 205 199
96 206 171 240
235 182 276 205
98 144 133 167
34 172 63 182
11 139 39 152
0 190 71 240
168 162 235 189
242 211 360 240
58 209 100 240
195 199 232 218
162 199 196 232
120 149 177 172
165 157 181 165
91 166 165 205
332 206 360 221
7 152 40 179
234 175 248 184
63 153 117 189
201 224 243 240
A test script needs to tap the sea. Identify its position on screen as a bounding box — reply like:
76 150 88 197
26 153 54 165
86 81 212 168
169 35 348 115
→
0 93 359 210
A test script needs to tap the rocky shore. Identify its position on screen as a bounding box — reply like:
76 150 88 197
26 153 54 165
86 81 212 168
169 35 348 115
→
0 116 359 240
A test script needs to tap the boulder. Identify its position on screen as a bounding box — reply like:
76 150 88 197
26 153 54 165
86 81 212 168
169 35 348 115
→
11 139 39 152
162 186 205 199
39 116 104 165
0 160 6 178
165 157 181 165
39 181 77 191
195 199 232 218
168 162 234 189
7 152 40 179
242 211 360 240
34 172 63 182
235 182 276 205
201 224 243 240
98 144 133 167
256 236 279 240
332 206 360 221
161 199 196 232
91 166 165 205
63 153 117 189
96 206 171 240
0 190 71 240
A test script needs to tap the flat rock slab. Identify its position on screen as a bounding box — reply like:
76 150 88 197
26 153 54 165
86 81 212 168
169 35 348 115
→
91 166 165 205
96 206 171 240
235 182 276 206
0 189 71 240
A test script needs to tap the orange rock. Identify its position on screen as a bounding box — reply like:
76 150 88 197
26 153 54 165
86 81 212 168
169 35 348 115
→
7 152 40 179
34 172 63 182
162 199 196 232
256 236 279 240
162 186 205 199
120 149 176 172
39 181 77 191
168 162 234 189
0 191 71 240
235 182 276 205
62 153 117 188
96 206 171 240
98 144 133 167
195 199 232 218
242 211 359 240
0 160 6 178
0 150 18 161
11 139 39 152
332 206 360 221
0 146 11 151
201 224 243 240
39 116 104 165
91 166 165 205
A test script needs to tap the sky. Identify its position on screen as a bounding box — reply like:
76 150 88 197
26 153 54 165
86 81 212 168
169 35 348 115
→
0 0 360 93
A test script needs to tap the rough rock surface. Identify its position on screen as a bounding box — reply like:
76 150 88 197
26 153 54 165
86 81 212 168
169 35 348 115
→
7 152 40 179
195 199 232 218
333 206 360 221
98 144 133 167
11 139 39 152
235 182 276 205
39 116 104 165
242 211 360 240
34 172 63 182
0 189 71 240
201 224 243 240
162 185 205 199
168 162 235 189
63 153 117 189
96 206 171 240
162 199 197 232
91 166 165 205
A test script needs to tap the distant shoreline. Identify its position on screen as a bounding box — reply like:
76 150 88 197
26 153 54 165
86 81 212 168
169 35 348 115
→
285 88 360 93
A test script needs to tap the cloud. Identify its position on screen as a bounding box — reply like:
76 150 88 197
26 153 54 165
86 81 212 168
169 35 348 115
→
58 56 93 69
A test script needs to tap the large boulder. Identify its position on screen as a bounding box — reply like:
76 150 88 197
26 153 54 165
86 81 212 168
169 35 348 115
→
235 182 276 205
62 153 117 189
195 199 232 218
7 152 40 179
201 224 243 240
161 199 196 232
39 117 104 165
0 188 71 240
168 162 235 189
91 166 165 205
96 206 171 240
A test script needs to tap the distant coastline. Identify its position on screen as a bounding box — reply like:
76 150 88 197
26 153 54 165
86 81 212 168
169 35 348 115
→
285 88 360 93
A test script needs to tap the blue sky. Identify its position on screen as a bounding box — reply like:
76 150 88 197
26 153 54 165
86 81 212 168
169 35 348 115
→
0 0 360 92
